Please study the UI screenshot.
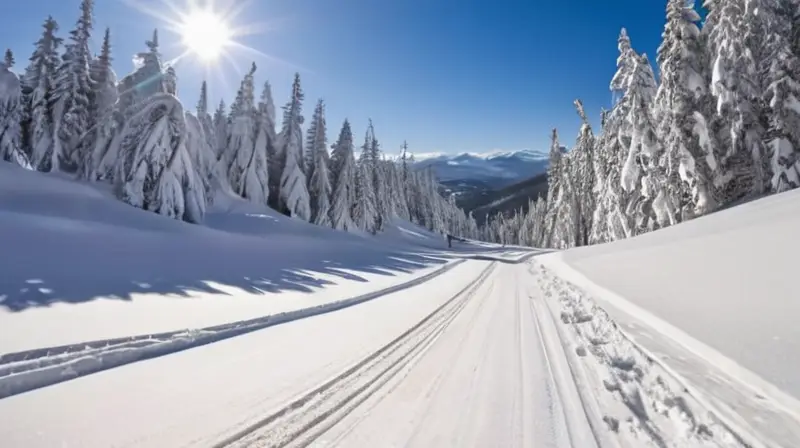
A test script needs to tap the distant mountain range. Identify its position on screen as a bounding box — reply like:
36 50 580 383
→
409 148 565 224
412 149 550 189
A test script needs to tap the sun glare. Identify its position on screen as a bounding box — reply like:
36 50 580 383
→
179 9 231 62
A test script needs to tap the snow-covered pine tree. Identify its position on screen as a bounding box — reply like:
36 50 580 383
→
304 99 322 188
387 155 409 220
51 0 95 172
329 119 356 230
279 73 311 220
195 81 217 162
109 34 206 222
655 0 720 221
223 62 268 204
426 167 445 232
353 124 378 232
367 120 389 230
184 108 215 202
118 30 164 115
706 0 766 201
212 99 227 159
4 50 14 69
393 141 411 220
0 61 30 167
628 54 674 230
23 16 63 171
760 0 800 192
306 100 332 225
571 100 596 246
592 29 653 243
401 143 418 222
257 81 281 209
610 28 636 104
113 93 192 220
83 27 118 179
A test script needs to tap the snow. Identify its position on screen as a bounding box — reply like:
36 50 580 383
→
2 136 799 446
0 253 748 448
0 162 490 354
538 187 800 446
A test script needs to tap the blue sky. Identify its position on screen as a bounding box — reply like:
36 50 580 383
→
3 0 688 156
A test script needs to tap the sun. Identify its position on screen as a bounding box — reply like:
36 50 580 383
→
179 9 231 62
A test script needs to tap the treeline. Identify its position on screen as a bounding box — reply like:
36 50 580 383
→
0 0 479 239
482 0 800 247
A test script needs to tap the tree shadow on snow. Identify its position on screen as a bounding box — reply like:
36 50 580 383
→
0 227 463 312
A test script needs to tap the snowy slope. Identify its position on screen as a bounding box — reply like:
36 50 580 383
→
0 162 491 353
538 188 800 446
0 259 746 448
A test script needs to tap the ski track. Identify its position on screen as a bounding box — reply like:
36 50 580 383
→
217 262 498 448
532 261 752 448
312 261 579 448
0 251 537 401
0 251 759 448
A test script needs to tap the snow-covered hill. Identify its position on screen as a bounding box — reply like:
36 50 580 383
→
0 162 492 352
413 149 549 188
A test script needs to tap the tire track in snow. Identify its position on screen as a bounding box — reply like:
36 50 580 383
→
214 262 498 448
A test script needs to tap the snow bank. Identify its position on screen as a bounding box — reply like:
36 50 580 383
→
538 188 800 444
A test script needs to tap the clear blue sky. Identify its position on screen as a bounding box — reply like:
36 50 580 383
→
2 0 695 156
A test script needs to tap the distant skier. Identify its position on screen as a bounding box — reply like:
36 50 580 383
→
447 234 453 248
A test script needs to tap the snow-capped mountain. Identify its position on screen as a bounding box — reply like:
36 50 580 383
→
412 149 549 188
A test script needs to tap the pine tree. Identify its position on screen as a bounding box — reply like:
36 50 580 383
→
4 49 14 68
367 120 389 229
0 62 30 166
706 0 766 201
83 26 118 179
329 119 356 230
610 29 636 104
212 99 227 159
305 99 323 188
23 16 63 171
112 93 196 220
656 0 720 221
571 100 596 246
306 100 331 225
223 63 268 204
353 124 378 232
195 81 216 162
256 81 281 209
542 129 563 247
279 73 311 220
52 0 95 172
760 0 800 192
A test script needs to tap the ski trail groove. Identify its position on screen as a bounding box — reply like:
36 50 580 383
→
214 262 498 448
1 253 535 400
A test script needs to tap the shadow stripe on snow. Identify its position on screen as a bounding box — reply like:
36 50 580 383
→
0 256 491 400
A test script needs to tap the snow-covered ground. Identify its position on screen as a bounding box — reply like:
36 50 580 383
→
1 162 799 447
1 259 747 448
0 162 496 353
538 187 800 446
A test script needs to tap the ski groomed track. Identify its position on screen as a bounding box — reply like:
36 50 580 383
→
0 250 751 448
0 256 515 447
